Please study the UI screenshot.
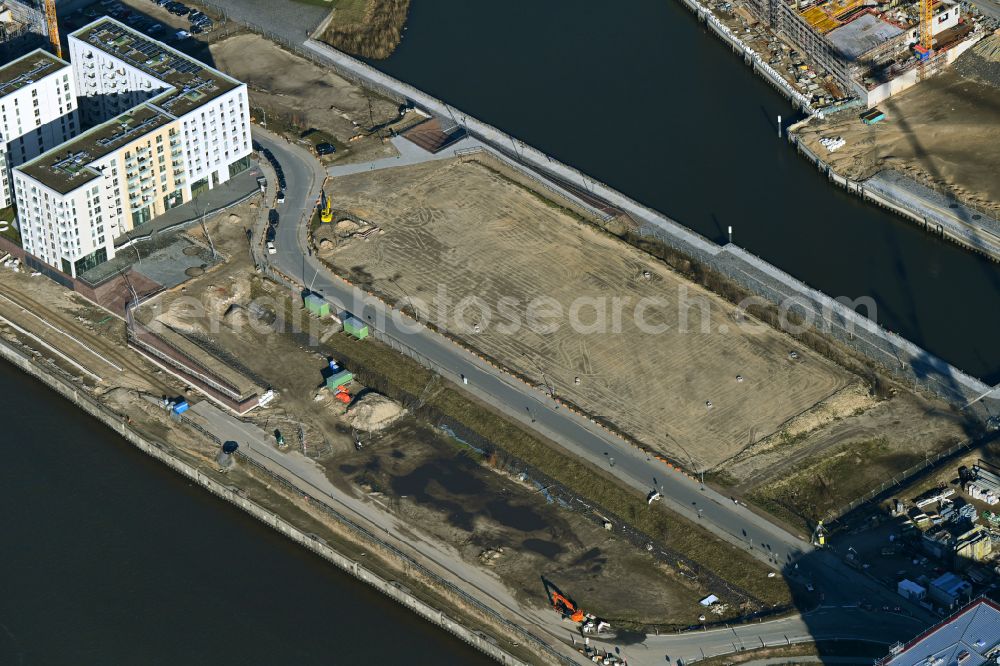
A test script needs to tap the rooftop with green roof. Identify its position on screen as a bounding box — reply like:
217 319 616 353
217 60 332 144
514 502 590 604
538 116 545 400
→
0 49 68 98
71 17 239 117
17 105 172 194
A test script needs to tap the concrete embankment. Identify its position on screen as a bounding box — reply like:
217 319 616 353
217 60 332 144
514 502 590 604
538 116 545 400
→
0 337 552 666
293 38 999 422
787 132 1000 263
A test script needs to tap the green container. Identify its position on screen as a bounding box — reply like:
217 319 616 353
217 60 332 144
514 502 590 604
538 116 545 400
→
343 316 369 340
304 294 330 317
326 369 354 390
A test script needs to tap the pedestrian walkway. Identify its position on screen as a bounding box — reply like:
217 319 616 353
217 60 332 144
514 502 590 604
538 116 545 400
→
864 170 1000 258
326 135 484 177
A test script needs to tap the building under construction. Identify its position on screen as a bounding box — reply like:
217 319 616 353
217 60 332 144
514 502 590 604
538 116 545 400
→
0 0 47 57
745 0 984 105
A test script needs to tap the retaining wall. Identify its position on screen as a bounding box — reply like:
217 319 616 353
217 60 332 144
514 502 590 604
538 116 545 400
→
279 37 999 417
0 336 543 666
205 7 997 409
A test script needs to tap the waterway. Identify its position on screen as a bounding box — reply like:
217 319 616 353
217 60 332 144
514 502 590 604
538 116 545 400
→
0 361 492 665
369 0 1000 383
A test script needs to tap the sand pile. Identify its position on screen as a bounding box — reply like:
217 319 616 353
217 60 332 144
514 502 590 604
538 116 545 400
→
347 392 405 431
335 219 360 236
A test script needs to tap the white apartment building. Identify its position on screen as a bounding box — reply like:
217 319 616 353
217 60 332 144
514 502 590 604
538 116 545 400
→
12 17 252 278
0 49 78 208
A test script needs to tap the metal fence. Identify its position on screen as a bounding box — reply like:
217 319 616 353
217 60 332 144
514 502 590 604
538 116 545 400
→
0 329 564 665
827 438 975 522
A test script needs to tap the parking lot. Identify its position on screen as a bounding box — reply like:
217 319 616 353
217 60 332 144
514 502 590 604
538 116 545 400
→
65 0 221 50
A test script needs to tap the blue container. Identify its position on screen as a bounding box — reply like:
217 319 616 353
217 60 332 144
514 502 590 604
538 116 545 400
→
172 400 190 415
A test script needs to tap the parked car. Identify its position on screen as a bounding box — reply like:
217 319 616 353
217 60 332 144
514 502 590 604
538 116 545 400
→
266 241 276 255
265 226 276 242
268 209 280 225
188 10 204 21
276 191 285 204
147 24 164 34
315 142 336 156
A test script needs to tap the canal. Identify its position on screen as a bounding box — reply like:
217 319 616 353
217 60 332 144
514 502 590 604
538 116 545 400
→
0 361 492 665
368 0 1000 383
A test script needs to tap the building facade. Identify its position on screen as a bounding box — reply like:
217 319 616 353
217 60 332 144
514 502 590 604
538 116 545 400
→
12 17 252 277
0 48 78 208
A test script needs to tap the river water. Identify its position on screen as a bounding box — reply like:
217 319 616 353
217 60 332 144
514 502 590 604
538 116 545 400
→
369 0 1000 384
3 1 999 662
0 362 491 665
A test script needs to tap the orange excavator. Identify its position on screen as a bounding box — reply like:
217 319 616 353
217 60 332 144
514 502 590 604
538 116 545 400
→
550 591 585 623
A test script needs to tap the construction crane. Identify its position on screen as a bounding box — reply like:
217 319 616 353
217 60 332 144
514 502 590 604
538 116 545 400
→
920 0 934 51
44 0 61 58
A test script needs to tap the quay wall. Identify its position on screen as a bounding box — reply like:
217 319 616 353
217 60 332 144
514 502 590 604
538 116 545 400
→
788 132 1000 263
269 38 998 417
0 337 555 666
156 3 1000 412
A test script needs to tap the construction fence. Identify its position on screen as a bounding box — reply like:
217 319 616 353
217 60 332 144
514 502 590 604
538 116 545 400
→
0 333 545 666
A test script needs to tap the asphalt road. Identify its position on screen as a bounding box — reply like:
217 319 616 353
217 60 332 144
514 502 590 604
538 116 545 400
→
617 607 924 664
252 128 934 660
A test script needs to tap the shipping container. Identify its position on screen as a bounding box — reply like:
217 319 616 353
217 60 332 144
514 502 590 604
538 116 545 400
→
304 293 331 317
326 369 354 390
343 316 369 340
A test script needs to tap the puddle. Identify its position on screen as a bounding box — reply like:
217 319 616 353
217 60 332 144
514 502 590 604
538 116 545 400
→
391 455 549 533
521 538 565 558
486 499 547 532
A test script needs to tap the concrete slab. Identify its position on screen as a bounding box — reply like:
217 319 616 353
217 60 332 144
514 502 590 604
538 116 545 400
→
827 15 904 61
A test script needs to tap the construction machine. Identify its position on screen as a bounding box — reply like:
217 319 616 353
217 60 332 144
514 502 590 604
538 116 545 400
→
550 591 586 623
319 190 333 224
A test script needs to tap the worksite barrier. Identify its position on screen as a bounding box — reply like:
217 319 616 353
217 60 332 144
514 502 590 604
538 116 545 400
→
0 335 545 666
827 438 975 522
225 4 996 481
279 38 997 415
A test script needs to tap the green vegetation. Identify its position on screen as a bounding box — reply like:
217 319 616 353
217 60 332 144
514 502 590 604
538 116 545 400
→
328 0 369 23
263 281 792 610
749 436 922 529
0 206 20 245
320 0 411 60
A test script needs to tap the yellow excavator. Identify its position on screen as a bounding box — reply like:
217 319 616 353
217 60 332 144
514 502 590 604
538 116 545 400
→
319 190 333 224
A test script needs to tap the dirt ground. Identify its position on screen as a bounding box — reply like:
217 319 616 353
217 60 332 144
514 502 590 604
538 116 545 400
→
795 53 1000 212
125 198 722 625
317 156 858 470
735 388 971 529
331 419 708 625
209 33 400 163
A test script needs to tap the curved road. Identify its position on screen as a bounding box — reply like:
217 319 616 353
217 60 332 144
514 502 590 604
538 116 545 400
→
253 128 931 663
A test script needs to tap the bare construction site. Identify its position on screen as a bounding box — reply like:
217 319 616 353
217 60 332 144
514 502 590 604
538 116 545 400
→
316 152 975 527
794 35 1000 214
319 155 857 471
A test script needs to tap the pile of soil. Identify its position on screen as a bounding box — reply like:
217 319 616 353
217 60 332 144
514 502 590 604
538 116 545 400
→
347 392 405 431
955 33 1000 88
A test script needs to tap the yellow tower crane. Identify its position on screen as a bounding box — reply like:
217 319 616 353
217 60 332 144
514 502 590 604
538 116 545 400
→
920 0 934 51
44 0 61 58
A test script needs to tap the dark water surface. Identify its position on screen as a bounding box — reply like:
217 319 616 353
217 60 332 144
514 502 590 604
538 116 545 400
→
369 0 1000 383
0 361 492 665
